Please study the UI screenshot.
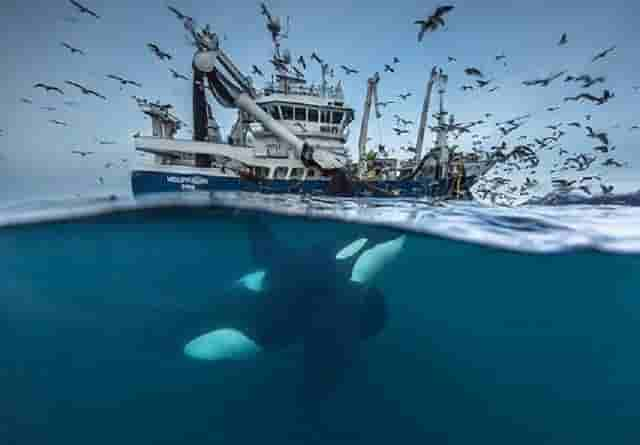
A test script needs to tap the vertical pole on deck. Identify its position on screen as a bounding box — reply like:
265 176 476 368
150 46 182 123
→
415 67 438 163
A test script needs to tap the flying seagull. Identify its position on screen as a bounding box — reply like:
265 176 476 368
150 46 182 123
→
147 43 172 61
522 71 566 87
72 150 94 157
50 120 69 126
61 42 85 55
384 64 395 73
69 1 100 19
465 67 484 77
415 5 454 42
169 68 189 80
106 75 142 88
558 33 568 46
585 126 609 145
65 81 107 100
251 65 264 77
592 46 616 62
393 128 409 136
564 90 614 105
34 83 64 95
167 6 193 22
20 98 33 104
398 93 412 100
310 52 324 65
340 65 359 75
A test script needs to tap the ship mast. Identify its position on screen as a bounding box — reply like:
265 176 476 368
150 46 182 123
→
435 70 450 180
357 72 381 179
414 67 438 162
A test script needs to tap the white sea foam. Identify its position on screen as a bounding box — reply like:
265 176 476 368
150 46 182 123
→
2 191 640 254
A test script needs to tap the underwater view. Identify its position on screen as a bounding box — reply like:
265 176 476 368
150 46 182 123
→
2 0 640 444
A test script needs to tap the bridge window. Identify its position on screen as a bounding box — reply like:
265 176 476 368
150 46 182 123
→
308 108 319 122
320 110 330 124
269 105 281 120
331 111 344 125
294 107 306 121
291 168 304 179
274 166 288 179
254 166 270 178
281 105 293 120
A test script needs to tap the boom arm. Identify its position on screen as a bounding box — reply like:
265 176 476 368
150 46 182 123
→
191 28 344 171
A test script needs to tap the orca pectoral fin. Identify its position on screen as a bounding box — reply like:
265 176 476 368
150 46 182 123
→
184 328 262 362
350 235 406 285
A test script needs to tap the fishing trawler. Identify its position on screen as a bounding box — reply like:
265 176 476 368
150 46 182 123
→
131 5 494 199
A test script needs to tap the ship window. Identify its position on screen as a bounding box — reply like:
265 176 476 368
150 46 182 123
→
270 106 281 120
291 168 304 179
254 166 270 178
308 108 319 122
274 166 288 179
331 111 344 125
281 106 293 120
307 169 316 178
320 110 330 123
294 107 306 121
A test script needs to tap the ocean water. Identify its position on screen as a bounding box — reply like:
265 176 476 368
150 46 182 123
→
2 192 640 444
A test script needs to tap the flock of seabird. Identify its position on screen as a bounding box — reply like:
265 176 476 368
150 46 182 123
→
13 1 197 184
5 2 636 203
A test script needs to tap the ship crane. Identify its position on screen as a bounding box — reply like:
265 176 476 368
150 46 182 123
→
189 22 345 171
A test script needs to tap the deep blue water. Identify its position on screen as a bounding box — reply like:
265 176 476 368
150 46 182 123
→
2 196 640 444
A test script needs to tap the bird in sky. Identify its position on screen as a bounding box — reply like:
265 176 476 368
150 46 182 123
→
558 33 568 46
61 42 85 55
384 64 395 73
297 56 306 70
340 65 359 75
20 98 33 104
65 81 107 100
50 120 69 126
69 1 100 19
72 150 94 157
169 68 190 80
465 67 484 77
415 5 454 42
167 6 193 23
106 75 142 88
564 90 614 105
393 128 410 136
251 65 264 77
522 71 566 87
34 83 64 94
398 92 412 100
147 43 172 61
592 46 616 62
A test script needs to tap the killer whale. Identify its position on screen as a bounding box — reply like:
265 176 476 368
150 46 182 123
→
183 215 405 393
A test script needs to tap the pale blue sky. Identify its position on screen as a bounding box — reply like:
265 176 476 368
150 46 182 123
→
1 0 639 203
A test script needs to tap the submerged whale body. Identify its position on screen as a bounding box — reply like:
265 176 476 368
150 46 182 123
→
183 215 405 394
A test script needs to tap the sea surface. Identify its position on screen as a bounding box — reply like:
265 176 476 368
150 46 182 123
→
2 191 640 444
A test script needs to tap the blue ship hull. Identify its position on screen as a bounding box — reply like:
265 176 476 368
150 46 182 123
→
131 170 439 198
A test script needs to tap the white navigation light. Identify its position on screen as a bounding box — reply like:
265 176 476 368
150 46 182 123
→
194 50 216 73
